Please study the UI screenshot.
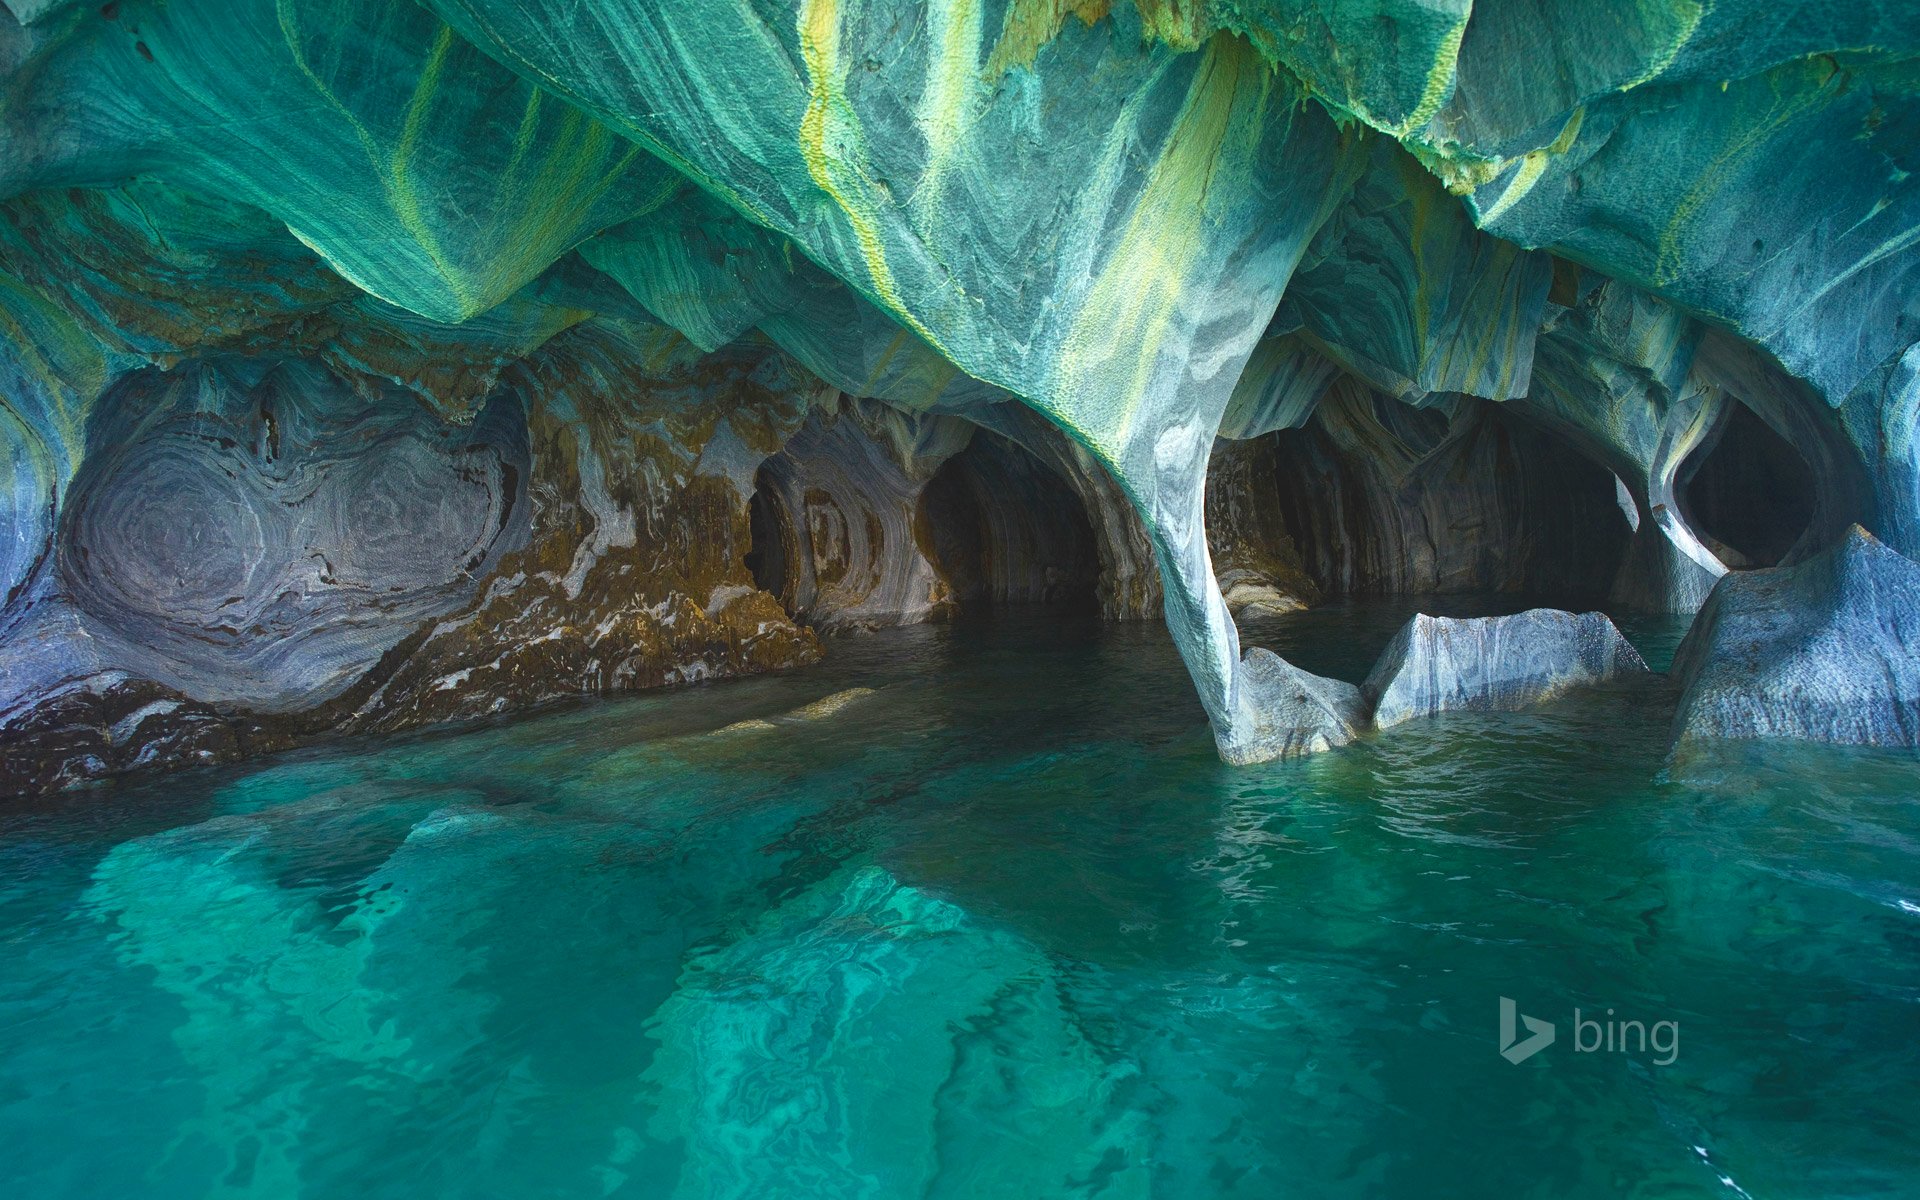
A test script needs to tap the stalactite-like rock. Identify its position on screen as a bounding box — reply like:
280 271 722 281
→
1365 609 1649 730
1672 527 1920 749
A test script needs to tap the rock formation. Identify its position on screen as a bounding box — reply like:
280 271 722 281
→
1673 527 1920 748
1226 648 1367 763
1365 609 1649 730
1 0 1917 791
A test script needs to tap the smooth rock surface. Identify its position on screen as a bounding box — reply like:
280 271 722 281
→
1223 647 1366 764
1366 609 1649 729
1672 527 1920 748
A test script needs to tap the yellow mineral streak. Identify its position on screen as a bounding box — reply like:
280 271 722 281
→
1054 35 1266 458
1131 0 1210 51
1477 106 1585 226
0 272 103 456
278 4 642 320
913 0 983 221
1653 62 1833 287
1615 0 1704 93
798 0 955 357
983 0 1112 80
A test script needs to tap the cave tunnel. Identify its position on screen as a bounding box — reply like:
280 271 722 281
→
1236 390 1632 605
1678 399 1818 569
745 465 793 608
743 420 1102 629
916 429 1101 618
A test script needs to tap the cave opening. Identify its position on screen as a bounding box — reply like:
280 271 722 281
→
1238 390 1630 604
916 429 1101 618
744 464 796 613
1677 400 1817 569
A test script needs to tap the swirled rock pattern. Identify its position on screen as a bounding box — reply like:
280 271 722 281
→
2 0 1919 788
1365 608 1650 730
61 359 529 709
750 400 971 631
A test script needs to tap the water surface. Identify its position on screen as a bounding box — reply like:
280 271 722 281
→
3 602 1917 1198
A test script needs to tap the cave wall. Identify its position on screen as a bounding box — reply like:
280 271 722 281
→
1230 381 1629 602
917 429 1102 614
0 316 831 792
748 399 971 631
2 0 1919 785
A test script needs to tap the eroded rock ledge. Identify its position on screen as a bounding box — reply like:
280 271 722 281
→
2 0 1917 792
1673 527 1920 749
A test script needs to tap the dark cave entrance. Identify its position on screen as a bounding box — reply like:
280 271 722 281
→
1242 390 1631 603
744 464 795 610
1677 400 1817 569
917 430 1100 617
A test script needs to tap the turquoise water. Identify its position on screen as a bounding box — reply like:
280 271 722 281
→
3 601 1919 1199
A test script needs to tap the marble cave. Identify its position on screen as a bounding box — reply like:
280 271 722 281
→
3 2 1920 1196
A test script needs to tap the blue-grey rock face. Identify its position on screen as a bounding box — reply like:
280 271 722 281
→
1224 647 1366 764
58 359 530 710
1672 526 1920 748
1365 609 1649 729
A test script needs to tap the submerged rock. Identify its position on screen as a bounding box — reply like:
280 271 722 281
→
1224 648 1367 764
1366 610 1649 730
1672 527 1920 748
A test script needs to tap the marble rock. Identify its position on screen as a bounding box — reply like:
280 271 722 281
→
2 0 1919 788
1672 527 1920 748
1223 647 1367 764
1365 609 1649 730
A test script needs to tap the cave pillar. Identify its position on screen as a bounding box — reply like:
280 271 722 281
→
1841 344 1920 561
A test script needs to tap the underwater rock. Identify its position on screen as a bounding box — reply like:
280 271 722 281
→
639 865 1138 1196
1223 648 1366 764
1366 609 1649 730
1672 527 1920 748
